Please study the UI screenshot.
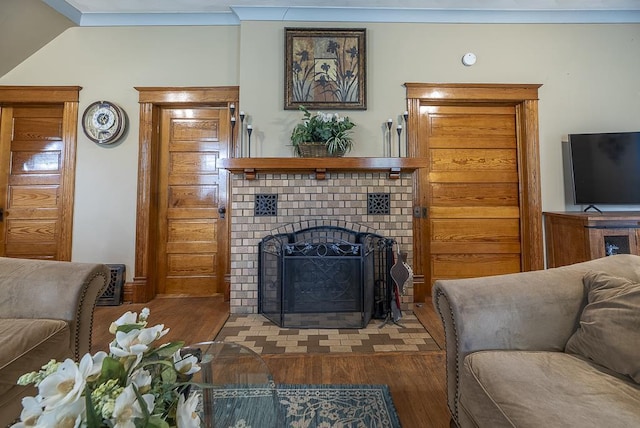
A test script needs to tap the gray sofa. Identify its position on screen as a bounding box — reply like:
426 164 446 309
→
0 257 110 427
433 254 640 427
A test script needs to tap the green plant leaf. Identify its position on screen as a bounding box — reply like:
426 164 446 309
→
154 341 184 358
85 384 102 427
148 416 171 428
161 365 178 384
100 356 127 384
133 384 152 425
115 323 146 334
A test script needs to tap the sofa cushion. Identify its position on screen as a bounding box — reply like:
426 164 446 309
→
565 271 640 383
460 350 640 428
0 319 70 397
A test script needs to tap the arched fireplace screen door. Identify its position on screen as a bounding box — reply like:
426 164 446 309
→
258 220 395 329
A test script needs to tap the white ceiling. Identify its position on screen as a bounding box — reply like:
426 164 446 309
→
42 0 640 26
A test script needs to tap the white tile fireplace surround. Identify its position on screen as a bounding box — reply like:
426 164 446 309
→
226 169 415 315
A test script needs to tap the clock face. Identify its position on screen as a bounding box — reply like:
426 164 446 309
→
82 101 127 145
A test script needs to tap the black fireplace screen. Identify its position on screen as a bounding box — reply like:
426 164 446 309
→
258 220 395 328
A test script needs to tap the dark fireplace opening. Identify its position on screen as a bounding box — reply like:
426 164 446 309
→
258 219 395 329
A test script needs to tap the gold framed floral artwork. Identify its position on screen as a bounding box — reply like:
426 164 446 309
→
285 28 367 110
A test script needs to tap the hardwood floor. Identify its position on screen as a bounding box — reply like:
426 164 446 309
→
92 296 450 428
91 296 229 351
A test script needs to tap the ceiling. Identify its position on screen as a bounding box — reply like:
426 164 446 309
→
42 0 640 26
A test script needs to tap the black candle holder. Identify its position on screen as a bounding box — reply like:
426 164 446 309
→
239 111 246 157
396 125 402 157
230 116 236 157
403 111 409 157
247 125 253 158
386 120 393 157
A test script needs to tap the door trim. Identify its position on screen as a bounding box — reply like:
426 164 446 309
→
0 86 81 261
405 83 543 299
132 86 238 303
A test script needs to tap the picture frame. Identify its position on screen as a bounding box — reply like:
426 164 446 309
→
284 28 367 110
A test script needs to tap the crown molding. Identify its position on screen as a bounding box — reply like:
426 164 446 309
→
233 7 640 24
78 12 239 26
42 1 640 26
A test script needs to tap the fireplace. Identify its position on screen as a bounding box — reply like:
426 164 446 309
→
225 169 415 315
258 220 394 328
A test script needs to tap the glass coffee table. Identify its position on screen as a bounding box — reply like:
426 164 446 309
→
186 341 281 427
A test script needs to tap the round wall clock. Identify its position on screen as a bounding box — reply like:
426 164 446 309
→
82 101 127 145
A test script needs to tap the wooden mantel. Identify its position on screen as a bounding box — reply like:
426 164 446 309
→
218 157 425 180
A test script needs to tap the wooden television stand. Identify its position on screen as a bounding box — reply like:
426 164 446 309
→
544 211 640 268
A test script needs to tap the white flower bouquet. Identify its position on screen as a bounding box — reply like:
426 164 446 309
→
13 308 201 428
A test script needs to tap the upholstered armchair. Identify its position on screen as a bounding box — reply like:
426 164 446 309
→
433 254 640 427
0 257 110 426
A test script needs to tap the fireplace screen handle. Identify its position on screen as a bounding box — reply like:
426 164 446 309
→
218 206 226 219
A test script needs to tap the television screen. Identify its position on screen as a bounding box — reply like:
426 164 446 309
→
569 132 640 205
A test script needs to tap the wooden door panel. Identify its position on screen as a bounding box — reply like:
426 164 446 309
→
429 171 518 183
170 118 219 141
430 149 517 171
429 113 516 137
167 220 217 249
427 136 515 149
430 183 518 206
430 206 520 219
157 107 228 296
430 242 522 254
11 150 62 173
431 219 521 243
12 106 63 137
431 254 522 278
170 151 219 174
5 219 57 257
167 254 216 275
169 186 218 208
6 219 57 240
9 186 59 208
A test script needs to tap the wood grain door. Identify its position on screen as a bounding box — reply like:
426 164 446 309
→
0 105 71 260
421 104 523 283
406 83 543 300
156 107 229 296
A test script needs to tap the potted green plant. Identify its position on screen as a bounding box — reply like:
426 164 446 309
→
290 105 356 157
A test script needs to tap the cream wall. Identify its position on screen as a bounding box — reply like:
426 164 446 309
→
1 22 639 279
0 26 240 274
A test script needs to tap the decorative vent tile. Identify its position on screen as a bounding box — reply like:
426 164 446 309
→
367 193 390 215
255 194 278 216
97 264 125 306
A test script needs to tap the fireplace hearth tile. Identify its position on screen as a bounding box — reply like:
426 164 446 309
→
214 313 439 354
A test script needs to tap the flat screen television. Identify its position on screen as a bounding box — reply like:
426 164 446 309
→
568 131 640 206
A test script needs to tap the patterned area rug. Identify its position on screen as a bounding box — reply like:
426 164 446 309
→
214 312 439 354
206 384 402 428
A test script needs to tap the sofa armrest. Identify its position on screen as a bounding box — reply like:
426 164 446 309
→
0 257 110 360
432 254 640 425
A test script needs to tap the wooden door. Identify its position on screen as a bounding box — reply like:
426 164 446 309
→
0 104 73 260
156 107 229 296
133 86 237 303
406 83 543 299
422 104 522 282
